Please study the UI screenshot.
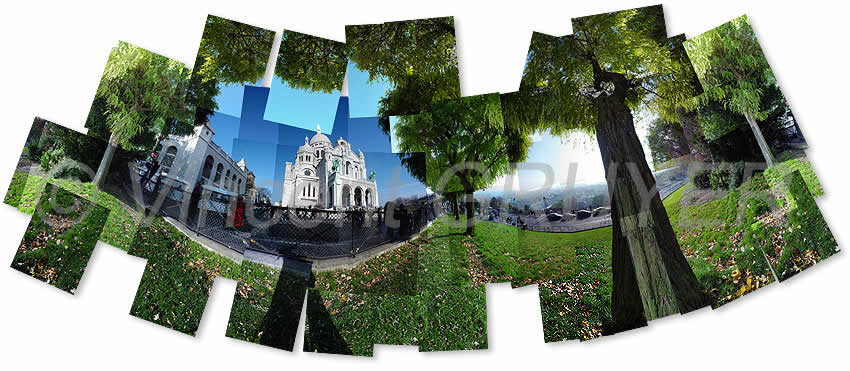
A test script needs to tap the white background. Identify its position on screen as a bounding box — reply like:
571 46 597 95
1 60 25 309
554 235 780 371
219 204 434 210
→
0 0 847 369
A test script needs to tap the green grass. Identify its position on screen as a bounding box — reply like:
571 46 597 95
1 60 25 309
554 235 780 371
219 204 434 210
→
128 217 241 335
663 184 777 306
307 217 613 350
10 184 110 293
306 218 488 355
537 241 612 342
4 171 248 335
663 154 836 306
5 170 139 251
775 171 838 279
764 152 823 197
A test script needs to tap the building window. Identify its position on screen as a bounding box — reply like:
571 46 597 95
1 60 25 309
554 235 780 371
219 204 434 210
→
237 179 242 194
346 161 351 175
202 155 214 181
214 163 223 186
303 169 312 176
231 175 237 192
224 169 231 189
161 146 178 174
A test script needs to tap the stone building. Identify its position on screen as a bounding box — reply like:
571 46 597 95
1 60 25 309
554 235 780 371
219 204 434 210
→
155 121 253 198
280 126 378 209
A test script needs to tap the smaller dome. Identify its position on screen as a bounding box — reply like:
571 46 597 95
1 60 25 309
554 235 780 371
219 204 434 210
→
310 125 331 145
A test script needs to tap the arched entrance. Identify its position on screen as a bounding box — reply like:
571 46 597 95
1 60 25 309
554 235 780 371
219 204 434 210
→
354 187 362 206
342 185 351 208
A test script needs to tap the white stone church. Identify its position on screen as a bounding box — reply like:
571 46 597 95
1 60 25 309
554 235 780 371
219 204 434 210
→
280 126 378 210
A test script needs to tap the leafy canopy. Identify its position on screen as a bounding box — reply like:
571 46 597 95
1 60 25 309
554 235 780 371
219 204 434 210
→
505 6 699 137
345 17 461 132
394 94 531 193
193 15 275 86
684 15 776 122
276 30 348 93
90 42 192 150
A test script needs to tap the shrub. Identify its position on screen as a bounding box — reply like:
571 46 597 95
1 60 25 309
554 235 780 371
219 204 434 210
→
709 168 730 190
727 161 747 189
691 169 712 189
39 147 64 172
705 162 748 191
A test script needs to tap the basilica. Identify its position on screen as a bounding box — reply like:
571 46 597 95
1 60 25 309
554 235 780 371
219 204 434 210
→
280 126 378 210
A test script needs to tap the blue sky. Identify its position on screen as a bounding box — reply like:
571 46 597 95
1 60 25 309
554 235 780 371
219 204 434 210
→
206 61 419 203
347 62 392 118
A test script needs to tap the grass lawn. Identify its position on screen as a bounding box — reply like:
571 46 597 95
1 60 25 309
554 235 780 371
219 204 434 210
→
666 155 838 306
764 151 824 198
306 218 488 355
11 184 110 294
5 170 140 251
4 170 249 335
307 216 614 351
128 217 240 335
226 261 309 351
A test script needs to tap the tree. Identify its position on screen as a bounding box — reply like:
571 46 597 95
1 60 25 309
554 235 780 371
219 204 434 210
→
684 15 778 167
344 18 461 187
88 42 192 187
646 117 691 167
395 94 531 235
187 15 276 124
345 17 459 129
276 30 348 94
502 6 708 327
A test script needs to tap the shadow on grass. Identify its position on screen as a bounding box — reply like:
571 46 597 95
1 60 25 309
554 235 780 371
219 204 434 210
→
257 267 313 351
303 290 354 355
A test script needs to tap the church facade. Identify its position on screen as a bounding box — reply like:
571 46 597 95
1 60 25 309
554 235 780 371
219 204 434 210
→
280 126 378 210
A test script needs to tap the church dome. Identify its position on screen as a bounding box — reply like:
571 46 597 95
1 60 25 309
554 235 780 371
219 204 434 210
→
310 125 331 146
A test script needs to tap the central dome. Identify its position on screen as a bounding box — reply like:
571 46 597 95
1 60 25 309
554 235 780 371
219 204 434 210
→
309 124 331 145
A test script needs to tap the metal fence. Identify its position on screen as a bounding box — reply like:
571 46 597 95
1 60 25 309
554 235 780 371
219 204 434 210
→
139 176 439 260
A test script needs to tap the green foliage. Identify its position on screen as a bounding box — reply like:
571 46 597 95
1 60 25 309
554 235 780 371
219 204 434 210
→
345 17 460 135
193 15 274 86
276 30 348 93
685 16 776 138
506 6 698 136
693 162 748 190
87 41 193 150
395 94 530 196
39 147 63 172
647 117 690 166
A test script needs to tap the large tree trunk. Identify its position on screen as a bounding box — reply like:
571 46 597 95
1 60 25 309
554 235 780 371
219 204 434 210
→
608 197 648 333
92 132 118 188
595 80 709 321
463 188 475 235
744 112 775 167
451 194 460 220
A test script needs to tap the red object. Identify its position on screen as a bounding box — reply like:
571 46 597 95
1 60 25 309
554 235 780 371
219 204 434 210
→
234 197 245 227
